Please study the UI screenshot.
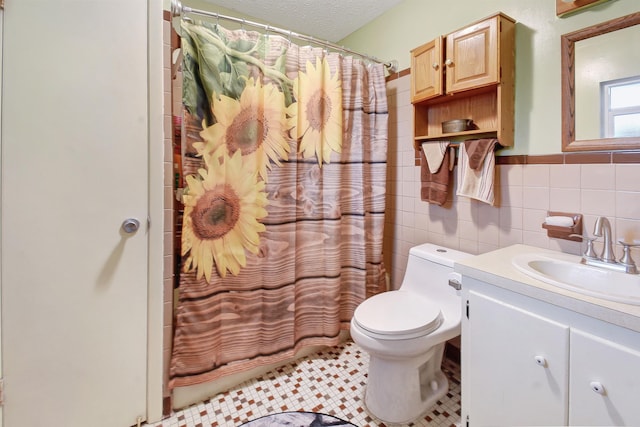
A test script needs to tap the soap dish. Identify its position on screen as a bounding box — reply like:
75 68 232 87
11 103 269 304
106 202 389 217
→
541 211 583 242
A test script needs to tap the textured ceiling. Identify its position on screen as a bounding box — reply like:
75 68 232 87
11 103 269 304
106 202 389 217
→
200 0 404 42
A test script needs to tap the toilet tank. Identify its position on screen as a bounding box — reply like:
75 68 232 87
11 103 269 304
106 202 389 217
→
399 243 472 296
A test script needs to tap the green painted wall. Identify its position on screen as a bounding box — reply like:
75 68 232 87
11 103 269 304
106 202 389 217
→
339 0 639 155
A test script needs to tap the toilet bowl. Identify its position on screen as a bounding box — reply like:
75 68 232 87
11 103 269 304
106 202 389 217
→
350 243 471 424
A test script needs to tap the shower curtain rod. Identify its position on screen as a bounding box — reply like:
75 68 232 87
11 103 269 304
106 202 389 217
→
170 0 398 73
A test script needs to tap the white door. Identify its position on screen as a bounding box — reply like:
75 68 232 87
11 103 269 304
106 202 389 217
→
1 1 149 426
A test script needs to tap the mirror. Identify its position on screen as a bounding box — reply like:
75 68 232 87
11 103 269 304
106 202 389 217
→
561 12 640 152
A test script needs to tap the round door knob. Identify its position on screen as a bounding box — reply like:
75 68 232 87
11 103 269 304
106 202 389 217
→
122 218 140 234
444 58 454 66
432 62 439 70
534 356 547 367
590 381 605 395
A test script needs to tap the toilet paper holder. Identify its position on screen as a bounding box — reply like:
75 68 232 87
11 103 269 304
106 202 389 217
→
541 211 583 241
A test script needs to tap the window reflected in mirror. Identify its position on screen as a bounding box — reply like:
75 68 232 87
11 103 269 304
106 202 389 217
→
602 76 640 138
574 24 640 141
561 11 640 152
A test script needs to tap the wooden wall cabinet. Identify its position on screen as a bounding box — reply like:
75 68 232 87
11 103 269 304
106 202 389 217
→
411 13 515 146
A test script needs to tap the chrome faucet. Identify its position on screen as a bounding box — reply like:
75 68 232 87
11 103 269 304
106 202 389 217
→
572 216 639 274
593 216 616 263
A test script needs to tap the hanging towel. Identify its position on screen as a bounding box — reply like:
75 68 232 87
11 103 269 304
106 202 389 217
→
456 138 499 205
420 141 452 205
421 141 450 174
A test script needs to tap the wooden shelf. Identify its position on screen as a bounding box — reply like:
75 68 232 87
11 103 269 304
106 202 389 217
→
415 129 499 144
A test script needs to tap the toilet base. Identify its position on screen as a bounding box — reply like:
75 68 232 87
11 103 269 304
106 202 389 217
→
363 343 448 424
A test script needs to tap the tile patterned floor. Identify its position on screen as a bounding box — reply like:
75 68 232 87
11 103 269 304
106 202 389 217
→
148 340 461 427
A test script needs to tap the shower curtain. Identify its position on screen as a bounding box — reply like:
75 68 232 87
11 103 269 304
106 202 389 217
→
169 20 388 388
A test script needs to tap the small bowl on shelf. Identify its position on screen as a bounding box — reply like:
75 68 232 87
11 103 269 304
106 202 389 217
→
441 119 474 133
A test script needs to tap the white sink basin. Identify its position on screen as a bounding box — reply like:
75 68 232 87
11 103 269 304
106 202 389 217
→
512 253 640 305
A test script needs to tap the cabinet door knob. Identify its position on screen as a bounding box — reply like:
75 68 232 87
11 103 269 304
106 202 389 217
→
432 62 439 70
590 381 606 395
534 355 547 367
444 58 454 66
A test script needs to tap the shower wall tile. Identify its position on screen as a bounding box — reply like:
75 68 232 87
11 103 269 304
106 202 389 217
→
581 189 615 217
616 191 640 219
523 230 549 249
499 227 523 247
499 183 523 207
459 238 479 254
163 17 176 399
457 200 476 222
164 92 172 117
616 218 640 261
478 242 499 254
549 187 580 212
164 208 174 233
522 186 549 210
163 19 171 43
477 204 499 226
500 164 523 186
402 211 416 228
478 224 500 246
500 206 522 231
549 238 581 255
164 161 174 187
616 164 640 191
523 164 549 187
616 218 640 241
173 71 183 115
459 219 478 242
522 208 546 232
164 254 173 282
550 163 580 188
581 164 615 190
164 67 171 94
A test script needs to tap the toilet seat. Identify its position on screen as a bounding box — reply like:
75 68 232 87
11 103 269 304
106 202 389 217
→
353 291 443 340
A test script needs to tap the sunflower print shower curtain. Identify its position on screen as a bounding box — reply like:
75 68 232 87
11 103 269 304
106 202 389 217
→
169 21 388 387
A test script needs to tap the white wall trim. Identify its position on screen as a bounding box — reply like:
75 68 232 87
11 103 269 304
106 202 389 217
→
147 0 166 422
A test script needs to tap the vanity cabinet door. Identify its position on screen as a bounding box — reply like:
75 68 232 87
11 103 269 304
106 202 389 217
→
445 16 499 93
569 329 640 426
466 290 569 426
410 37 443 103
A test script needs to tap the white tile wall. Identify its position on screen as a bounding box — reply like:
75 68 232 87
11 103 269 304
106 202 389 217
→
384 74 640 289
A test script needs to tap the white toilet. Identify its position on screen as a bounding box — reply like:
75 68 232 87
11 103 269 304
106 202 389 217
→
350 243 471 424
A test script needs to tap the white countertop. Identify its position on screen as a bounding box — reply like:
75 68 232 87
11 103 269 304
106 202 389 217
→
454 244 640 333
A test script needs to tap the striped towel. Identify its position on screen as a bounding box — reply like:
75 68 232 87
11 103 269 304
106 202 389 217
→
456 139 498 205
421 141 450 174
420 142 452 206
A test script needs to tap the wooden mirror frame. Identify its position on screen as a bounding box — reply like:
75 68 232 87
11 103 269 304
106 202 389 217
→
561 12 640 152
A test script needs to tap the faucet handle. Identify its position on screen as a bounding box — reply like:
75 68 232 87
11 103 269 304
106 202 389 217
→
570 234 599 259
618 240 640 274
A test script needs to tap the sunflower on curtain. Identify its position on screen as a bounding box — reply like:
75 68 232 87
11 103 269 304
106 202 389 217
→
170 20 388 388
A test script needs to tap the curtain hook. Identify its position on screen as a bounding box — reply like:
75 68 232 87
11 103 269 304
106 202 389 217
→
265 25 270 40
288 30 292 46
241 18 246 32
215 12 219 28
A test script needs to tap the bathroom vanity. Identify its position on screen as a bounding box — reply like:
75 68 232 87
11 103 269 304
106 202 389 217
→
455 244 640 426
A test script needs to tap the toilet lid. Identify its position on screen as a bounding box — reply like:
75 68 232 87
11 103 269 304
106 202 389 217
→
353 291 443 337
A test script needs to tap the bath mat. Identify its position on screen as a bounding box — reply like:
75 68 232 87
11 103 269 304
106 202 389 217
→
238 411 357 426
